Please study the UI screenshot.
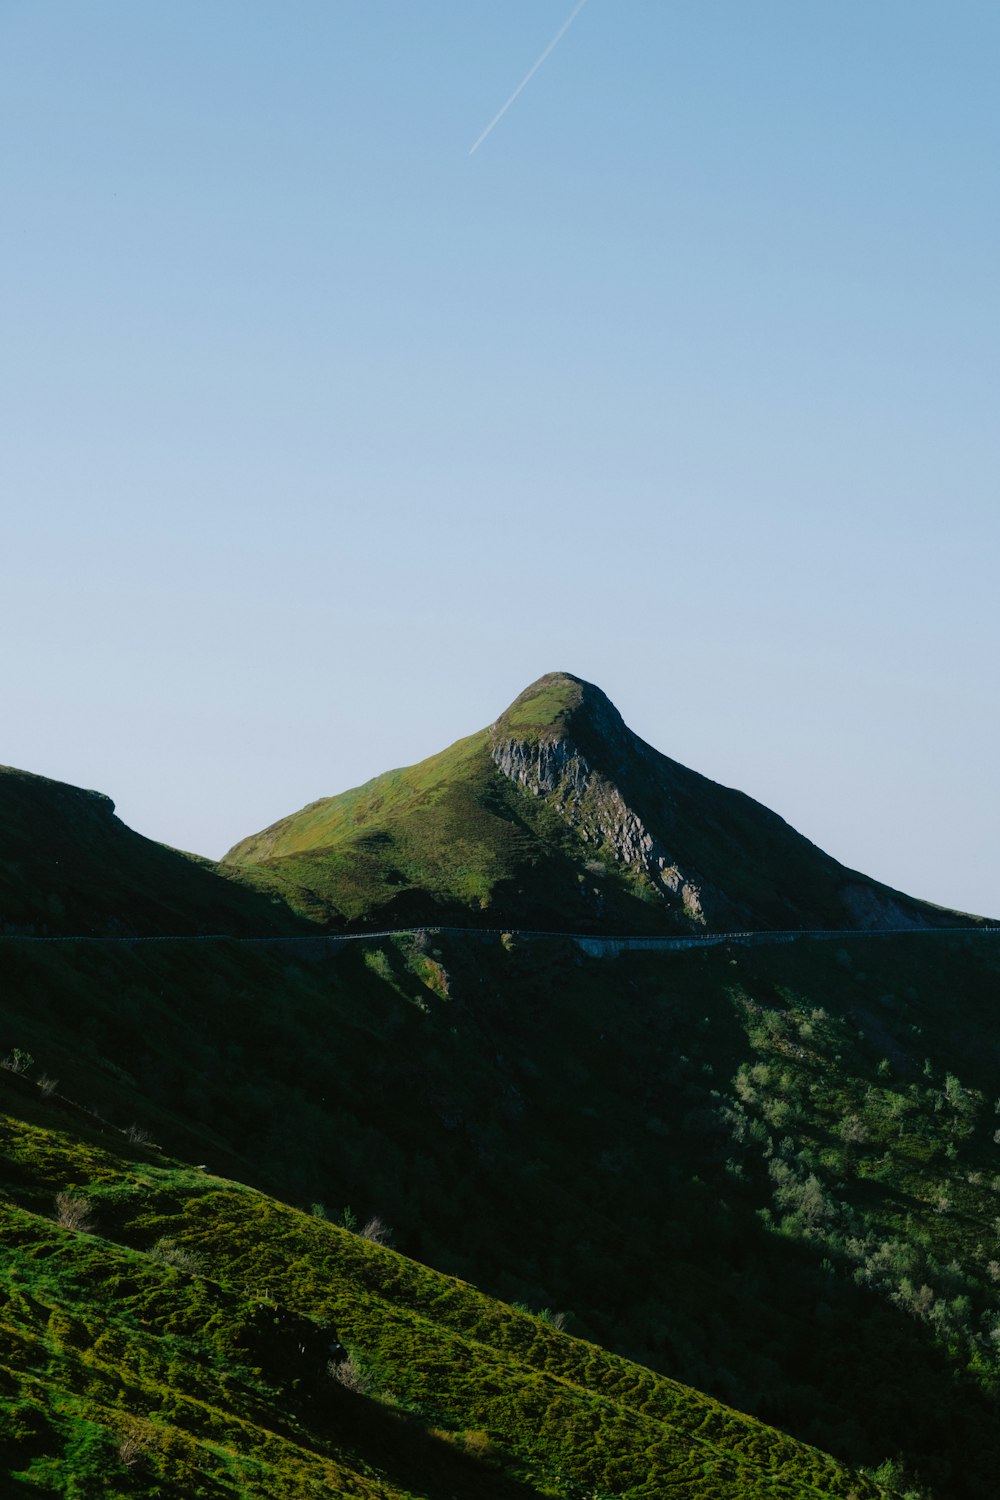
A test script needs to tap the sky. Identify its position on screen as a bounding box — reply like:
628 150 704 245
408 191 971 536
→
2 1 998 917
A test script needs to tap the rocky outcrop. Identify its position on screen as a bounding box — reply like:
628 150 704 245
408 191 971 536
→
490 736 705 923
491 737 589 801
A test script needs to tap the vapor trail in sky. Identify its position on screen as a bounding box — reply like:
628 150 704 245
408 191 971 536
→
468 0 590 156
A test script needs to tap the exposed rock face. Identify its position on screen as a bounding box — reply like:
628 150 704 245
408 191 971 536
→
491 738 587 801
224 667 987 935
490 735 705 923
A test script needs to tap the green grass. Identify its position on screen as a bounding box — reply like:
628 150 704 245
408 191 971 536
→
2 693 998 1497
0 1111 889 1499
222 673 983 935
4 929 1000 1492
489 673 586 742
223 724 676 932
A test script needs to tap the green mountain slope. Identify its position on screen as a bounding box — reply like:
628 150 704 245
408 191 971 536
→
4 688 998 1497
223 673 981 934
0 766 300 938
0 1100 887 1499
4 926 1000 1494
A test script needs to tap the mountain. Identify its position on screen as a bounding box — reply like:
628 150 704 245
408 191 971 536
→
0 765 300 937
4 683 1000 1497
224 672 980 934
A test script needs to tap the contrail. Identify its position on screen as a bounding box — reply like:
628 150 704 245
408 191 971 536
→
469 0 590 156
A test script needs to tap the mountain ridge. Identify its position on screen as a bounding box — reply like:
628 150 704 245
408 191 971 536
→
0 763 302 938
224 672 985 935
5 690 1000 1495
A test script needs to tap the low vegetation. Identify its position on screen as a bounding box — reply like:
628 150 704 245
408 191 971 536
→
223 674 975 934
2 677 997 1496
0 1111 885 1498
3 926 1000 1493
0 765 301 939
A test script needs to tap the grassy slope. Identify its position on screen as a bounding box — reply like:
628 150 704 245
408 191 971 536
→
223 725 667 933
0 767 301 939
4 930 1000 1493
0 1104 883 1500
222 674 982 934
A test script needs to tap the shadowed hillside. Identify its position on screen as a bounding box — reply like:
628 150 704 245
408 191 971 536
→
3 684 998 1497
0 766 302 938
4 924 1000 1494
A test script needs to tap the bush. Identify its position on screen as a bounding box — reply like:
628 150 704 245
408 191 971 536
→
117 1421 151 1470
360 1215 393 1246
54 1192 96 1234
148 1238 205 1274
328 1355 370 1393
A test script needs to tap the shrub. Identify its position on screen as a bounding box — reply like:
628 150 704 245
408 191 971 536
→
328 1355 369 1393
117 1422 151 1470
363 949 394 983
459 1428 496 1460
148 1238 205 1274
360 1214 393 1246
54 1192 96 1234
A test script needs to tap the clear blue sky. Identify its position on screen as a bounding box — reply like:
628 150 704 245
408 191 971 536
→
2 1 998 916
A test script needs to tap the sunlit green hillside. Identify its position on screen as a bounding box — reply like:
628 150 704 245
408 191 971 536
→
223 673 979 934
0 1103 887 1499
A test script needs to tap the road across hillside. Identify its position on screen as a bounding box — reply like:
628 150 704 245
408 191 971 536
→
2 924 998 956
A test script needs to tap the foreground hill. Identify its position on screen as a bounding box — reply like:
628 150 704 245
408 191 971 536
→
4 924 1000 1494
0 766 300 938
224 672 980 934
0 1092 887 1499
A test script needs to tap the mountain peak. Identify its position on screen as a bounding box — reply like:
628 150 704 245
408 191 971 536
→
224 674 983 937
492 671 626 746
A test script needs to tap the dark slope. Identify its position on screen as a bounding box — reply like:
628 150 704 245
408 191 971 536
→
0 765 300 937
225 672 983 933
4 925 1000 1494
